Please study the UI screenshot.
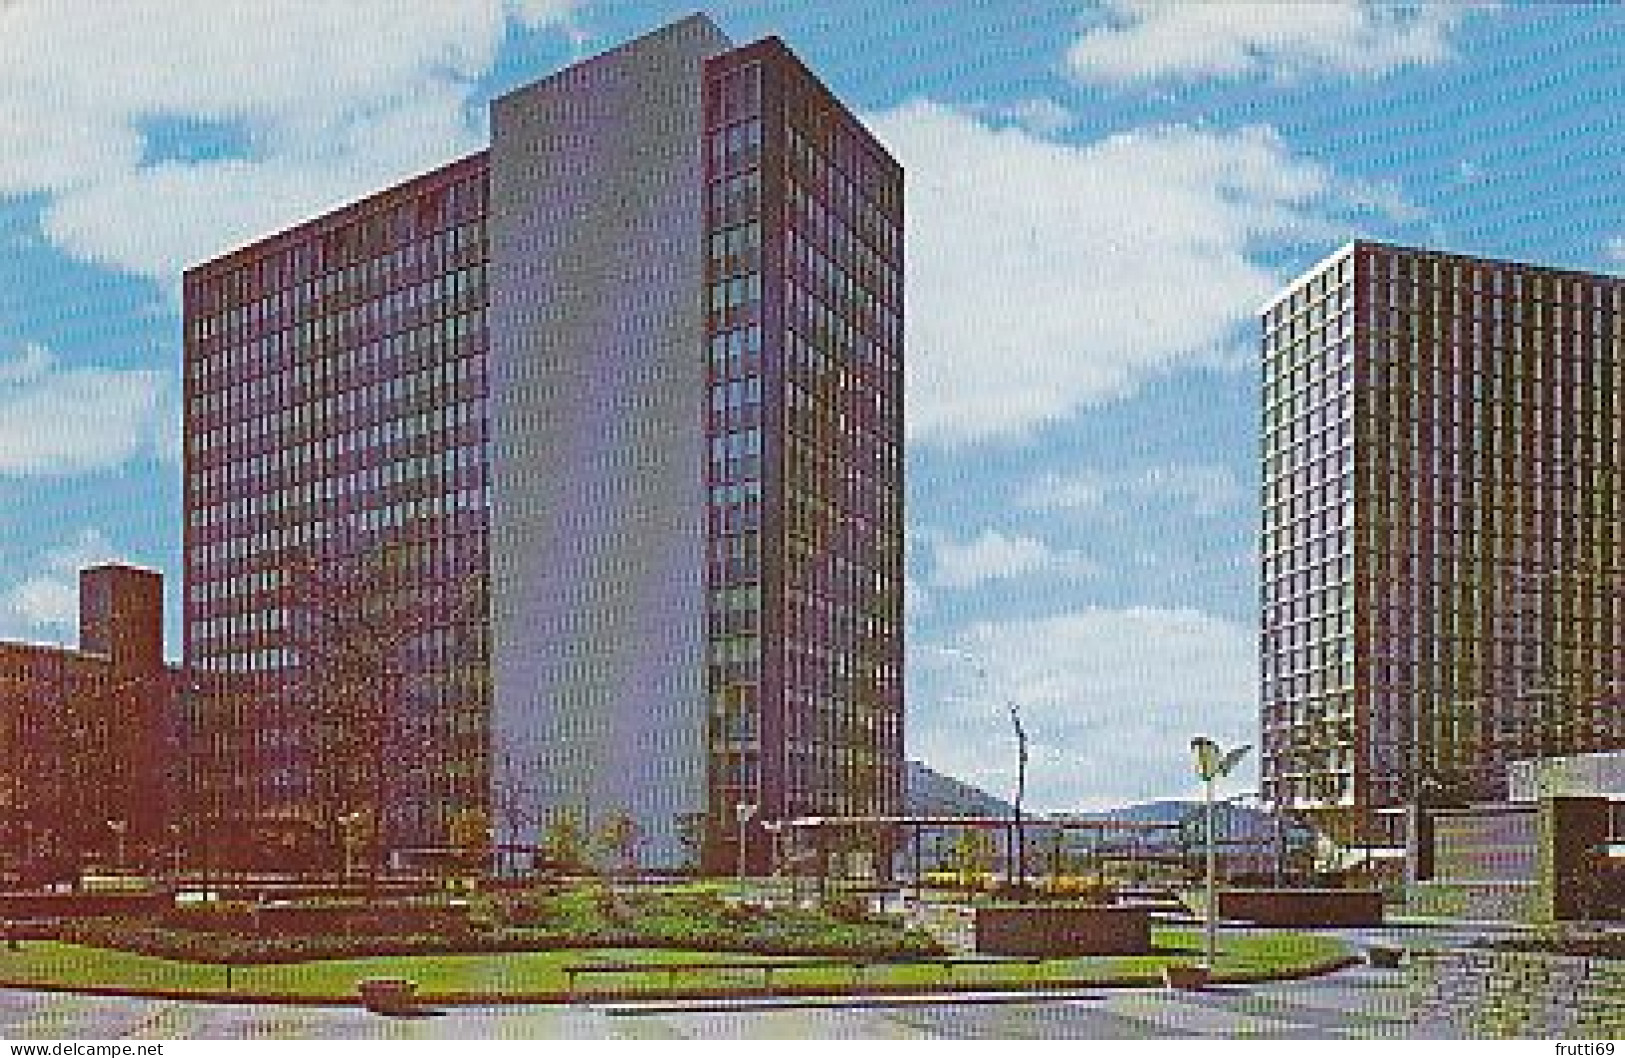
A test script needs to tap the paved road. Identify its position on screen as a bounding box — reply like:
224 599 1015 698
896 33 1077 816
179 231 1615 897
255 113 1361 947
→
0 965 1429 1040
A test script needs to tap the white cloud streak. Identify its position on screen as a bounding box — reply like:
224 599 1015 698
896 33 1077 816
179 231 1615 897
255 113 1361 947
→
927 528 1099 591
1025 463 1248 516
911 607 1257 811
1 527 124 637
0 344 171 476
1068 1 1494 84
868 101 1406 446
0 0 580 286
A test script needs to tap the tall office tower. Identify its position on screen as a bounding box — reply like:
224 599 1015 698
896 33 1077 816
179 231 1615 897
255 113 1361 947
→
184 15 902 872
488 19 904 872
182 155 492 868
1260 240 1625 841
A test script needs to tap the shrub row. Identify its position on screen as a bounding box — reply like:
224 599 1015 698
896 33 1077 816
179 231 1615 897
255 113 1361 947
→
56 886 944 964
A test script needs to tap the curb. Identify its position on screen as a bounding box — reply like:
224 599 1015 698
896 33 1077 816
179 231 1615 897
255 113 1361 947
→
0 954 1362 1009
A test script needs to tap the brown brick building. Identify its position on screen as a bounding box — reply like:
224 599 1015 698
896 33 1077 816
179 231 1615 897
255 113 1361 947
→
0 565 175 883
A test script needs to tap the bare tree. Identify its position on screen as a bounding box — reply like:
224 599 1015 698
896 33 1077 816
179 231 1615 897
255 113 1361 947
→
285 534 479 886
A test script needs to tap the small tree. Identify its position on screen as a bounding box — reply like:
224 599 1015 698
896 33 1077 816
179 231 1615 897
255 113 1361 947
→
675 811 707 874
596 811 640 877
946 828 995 895
541 810 586 872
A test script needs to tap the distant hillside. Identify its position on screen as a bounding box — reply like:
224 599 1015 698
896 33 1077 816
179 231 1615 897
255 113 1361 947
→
905 759 1013 817
902 766 1284 845
1089 800 1289 847
1095 800 1195 825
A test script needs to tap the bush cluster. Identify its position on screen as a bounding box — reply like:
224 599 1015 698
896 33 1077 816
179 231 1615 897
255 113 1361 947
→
58 919 511 964
158 897 478 939
501 885 943 957
57 885 944 964
1032 876 1115 904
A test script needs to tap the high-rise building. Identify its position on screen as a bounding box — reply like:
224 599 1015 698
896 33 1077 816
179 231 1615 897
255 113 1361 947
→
1260 240 1625 840
181 15 902 872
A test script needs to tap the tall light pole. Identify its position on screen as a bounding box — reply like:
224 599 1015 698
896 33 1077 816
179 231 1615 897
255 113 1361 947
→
106 818 128 872
932 645 1028 891
761 819 783 890
734 802 757 883
338 811 364 880
1191 737 1250 971
1007 699 1028 891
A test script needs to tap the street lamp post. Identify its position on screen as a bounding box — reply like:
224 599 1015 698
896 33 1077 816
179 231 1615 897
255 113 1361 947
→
1191 737 1250 972
167 824 182 884
734 802 757 883
106 819 128 872
933 645 1029 893
1008 700 1028 891
338 812 364 881
761 819 783 898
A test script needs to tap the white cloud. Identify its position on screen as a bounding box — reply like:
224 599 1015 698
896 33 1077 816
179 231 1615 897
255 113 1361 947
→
1026 463 1247 516
1068 1 1493 84
911 607 1257 811
974 98 1077 137
867 101 1407 446
903 574 934 620
1605 236 1625 264
0 344 171 475
0 0 580 285
2 528 125 637
927 528 1098 590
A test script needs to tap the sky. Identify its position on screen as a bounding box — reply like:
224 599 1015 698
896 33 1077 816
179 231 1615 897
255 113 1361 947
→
0 1 1621 812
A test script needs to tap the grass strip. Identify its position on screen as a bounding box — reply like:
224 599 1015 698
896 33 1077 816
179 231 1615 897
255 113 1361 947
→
0 928 1354 1004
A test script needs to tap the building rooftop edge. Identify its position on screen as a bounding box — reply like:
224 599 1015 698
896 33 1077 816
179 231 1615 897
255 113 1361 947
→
1259 238 1625 317
491 11 732 110
717 35 902 178
82 562 163 577
183 14 904 281
183 150 489 281
1257 241 1358 316
0 638 91 658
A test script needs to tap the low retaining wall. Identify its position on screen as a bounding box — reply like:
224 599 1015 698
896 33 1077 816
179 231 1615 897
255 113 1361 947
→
973 905 1150 956
1407 949 1625 1038
1217 888 1383 927
0 891 171 920
1405 881 1541 922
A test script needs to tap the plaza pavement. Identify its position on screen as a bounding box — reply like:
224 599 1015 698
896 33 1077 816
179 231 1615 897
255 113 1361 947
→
0 963 1433 1041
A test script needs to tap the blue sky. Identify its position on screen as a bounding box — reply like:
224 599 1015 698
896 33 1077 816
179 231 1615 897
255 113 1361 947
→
0 1 1620 810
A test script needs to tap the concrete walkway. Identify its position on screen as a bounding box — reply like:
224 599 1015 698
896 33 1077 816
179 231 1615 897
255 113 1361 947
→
0 964 1427 1040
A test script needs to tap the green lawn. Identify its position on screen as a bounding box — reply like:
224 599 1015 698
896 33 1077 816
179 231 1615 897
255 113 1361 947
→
0 928 1353 1002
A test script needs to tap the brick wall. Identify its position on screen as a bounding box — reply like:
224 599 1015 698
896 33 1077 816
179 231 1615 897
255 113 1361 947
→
972 906 1150 956
1217 888 1383 926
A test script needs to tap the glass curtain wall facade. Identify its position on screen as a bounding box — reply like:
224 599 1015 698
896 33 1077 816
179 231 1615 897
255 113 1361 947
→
703 41 904 872
182 155 491 868
1260 247 1359 826
1262 241 1625 838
